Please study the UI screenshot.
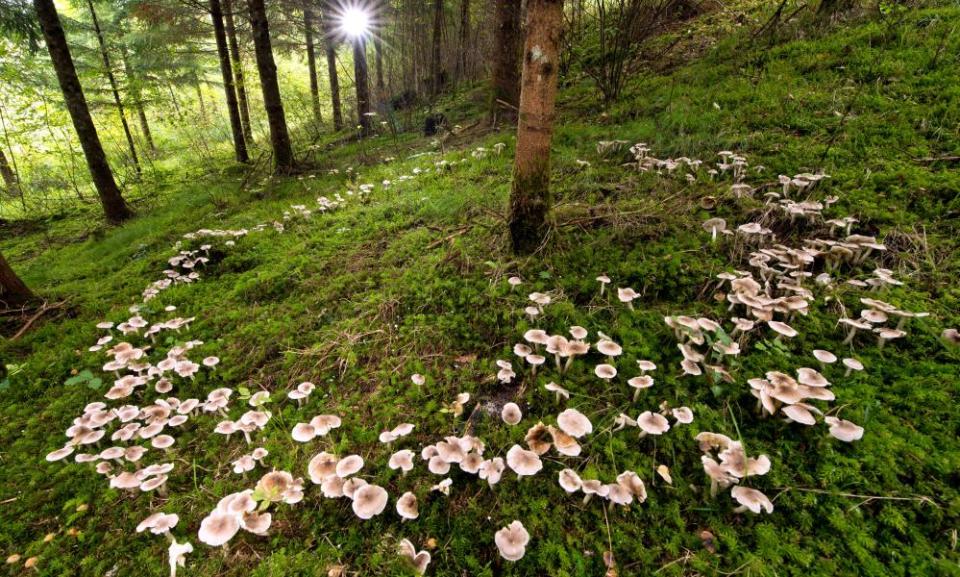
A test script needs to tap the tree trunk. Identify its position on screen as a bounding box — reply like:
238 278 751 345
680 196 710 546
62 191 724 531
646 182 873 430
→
246 0 295 172
509 0 562 254
320 4 343 131
353 38 372 135
33 0 131 223
0 251 34 308
0 148 19 198
491 0 522 120
211 0 249 163
457 0 469 81
224 0 253 145
374 36 385 100
86 0 140 176
121 51 155 153
431 0 443 96
304 7 323 128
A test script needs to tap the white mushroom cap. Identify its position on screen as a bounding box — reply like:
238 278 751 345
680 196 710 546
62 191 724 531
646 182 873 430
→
46 445 75 462
672 407 694 424
558 469 582 493
411 373 426 386
637 411 670 435
389 450 415 473
812 349 837 364
526 354 546 367
767 321 798 337
478 457 505 486
628 375 654 390
508 276 522 286
557 408 593 438
336 455 364 478
240 511 272 535
506 445 543 477
596 275 610 284
544 382 570 400
308 452 338 483
594 364 617 380
825 416 864 442
617 287 639 302
731 486 774 514
842 357 864 371
351 484 389 519
523 330 549 345
428 455 451 475
501 403 523 426
616 471 647 501
636 360 657 372
198 511 240 546
494 520 530 561
396 491 419 519
597 340 622 357
151 435 175 449
569 326 588 340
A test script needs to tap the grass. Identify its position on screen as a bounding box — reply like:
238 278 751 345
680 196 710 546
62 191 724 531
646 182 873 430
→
2 5 960 576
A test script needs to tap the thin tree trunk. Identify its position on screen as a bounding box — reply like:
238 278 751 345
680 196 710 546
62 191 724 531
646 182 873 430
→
121 51 155 152
374 36 384 100
0 148 19 198
457 0 469 81
492 0 522 120
210 0 249 163
246 0 295 172
0 251 34 308
304 7 323 128
320 4 343 131
85 0 140 176
197 82 206 120
509 0 562 254
431 0 443 96
353 38 372 135
224 0 253 144
33 0 131 223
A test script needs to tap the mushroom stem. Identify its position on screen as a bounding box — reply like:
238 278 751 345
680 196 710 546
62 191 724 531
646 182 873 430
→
633 389 641 402
844 367 853 377
732 505 748 514
709 480 718 498
842 328 858 345
582 494 593 505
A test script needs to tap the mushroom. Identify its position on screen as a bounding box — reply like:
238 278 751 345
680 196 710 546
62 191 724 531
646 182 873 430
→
617 287 639 310
168 539 193 577
596 340 623 361
767 320 797 339
501 403 523 426
411 374 426 386
388 450 415 474
197 511 240 547
595 363 617 380
396 492 419 520
351 484 389 519
596 275 611 295
672 407 694 424
839 318 872 345
556 408 593 438
627 375 654 400
336 455 364 478
397 539 431 574
702 218 727 242
544 382 570 403
825 416 864 442
812 349 837 369
730 486 773 514
558 469 582 493
494 521 530 562
478 457 505 486
842 357 864 377
506 445 543 478
942 328 960 346
308 452 338 484
637 411 670 437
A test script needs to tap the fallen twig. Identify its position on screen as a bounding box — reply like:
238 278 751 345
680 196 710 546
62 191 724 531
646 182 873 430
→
10 300 68 341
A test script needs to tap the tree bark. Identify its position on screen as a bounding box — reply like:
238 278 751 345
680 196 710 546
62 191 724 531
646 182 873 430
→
374 36 385 100
246 0 295 172
224 0 253 145
121 51 155 153
492 0 522 120
320 3 343 131
431 0 443 96
33 0 131 223
0 251 34 308
304 7 323 128
211 0 249 163
0 148 19 198
86 0 140 176
353 38 372 135
456 0 469 81
509 0 562 254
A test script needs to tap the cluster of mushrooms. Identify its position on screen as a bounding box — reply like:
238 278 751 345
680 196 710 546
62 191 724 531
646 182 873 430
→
32 139 940 577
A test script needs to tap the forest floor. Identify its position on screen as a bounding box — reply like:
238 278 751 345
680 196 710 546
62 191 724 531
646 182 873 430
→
2 5 960 577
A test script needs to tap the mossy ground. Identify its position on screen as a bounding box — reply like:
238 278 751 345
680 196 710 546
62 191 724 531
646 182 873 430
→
2 6 960 577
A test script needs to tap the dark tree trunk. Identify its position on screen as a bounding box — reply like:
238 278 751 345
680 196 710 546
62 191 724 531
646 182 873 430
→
0 251 34 308
492 0 522 120
353 38 372 135
431 0 443 96
320 3 343 131
304 7 323 127
33 0 131 223
86 0 140 176
224 0 253 145
374 36 384 99
121 51 155 152
456 0 469 80
0 148 19 198
509 0 562 254
247 0 295 172
210 0 249 163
